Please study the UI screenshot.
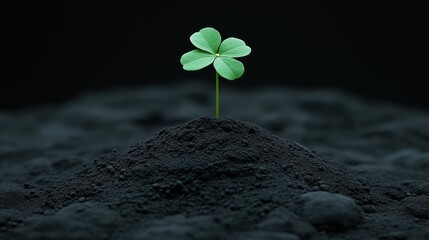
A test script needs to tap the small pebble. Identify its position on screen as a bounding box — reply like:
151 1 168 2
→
299 191 362 231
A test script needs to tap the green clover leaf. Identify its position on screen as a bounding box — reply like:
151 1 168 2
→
181 27 251 80
180 27 251 118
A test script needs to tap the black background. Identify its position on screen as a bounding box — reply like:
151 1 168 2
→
1 1 428 110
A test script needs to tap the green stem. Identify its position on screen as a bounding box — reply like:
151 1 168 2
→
215 71 219 119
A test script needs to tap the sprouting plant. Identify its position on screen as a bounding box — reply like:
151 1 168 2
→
180 27 251 119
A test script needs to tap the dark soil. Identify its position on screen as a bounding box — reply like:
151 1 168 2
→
1 81 428 240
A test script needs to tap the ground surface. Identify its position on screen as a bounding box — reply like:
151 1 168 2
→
1 80 428 240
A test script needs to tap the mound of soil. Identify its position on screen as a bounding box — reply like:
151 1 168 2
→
1 116 429 240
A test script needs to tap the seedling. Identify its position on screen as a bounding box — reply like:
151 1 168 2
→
180 27 251 119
